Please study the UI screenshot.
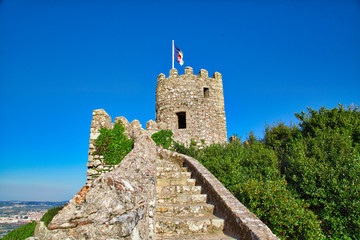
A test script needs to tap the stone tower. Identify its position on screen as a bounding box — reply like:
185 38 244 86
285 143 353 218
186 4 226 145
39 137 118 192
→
156 67 227 146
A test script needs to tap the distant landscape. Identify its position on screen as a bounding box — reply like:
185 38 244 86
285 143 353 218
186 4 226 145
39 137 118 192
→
0 201 67 237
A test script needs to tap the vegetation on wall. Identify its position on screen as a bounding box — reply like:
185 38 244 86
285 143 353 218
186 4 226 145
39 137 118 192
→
174 104 360 239
151 129 173 149
2 221 37 240
41 205 65 227
93 121 134 165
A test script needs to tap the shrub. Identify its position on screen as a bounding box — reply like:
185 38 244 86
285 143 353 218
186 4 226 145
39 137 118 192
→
2 221 37 240
40 205 64 227
265 105 360 238
151 130 173 149
174 140 324 239
236 179 323 239
93 121 134 165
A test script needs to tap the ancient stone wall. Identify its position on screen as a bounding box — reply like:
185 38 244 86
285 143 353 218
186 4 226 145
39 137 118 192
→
156 67 227 146
86 109 114 183
37 112 278 239
86 110 144 184
36 125 157 240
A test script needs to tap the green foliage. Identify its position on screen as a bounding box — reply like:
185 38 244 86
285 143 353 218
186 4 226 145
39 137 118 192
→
264 121 302 174
236 179 323 239
295 104 360 146
2 221 37 240
151 130 173 149
190 138 197 148
265 104 360 239
40 205 64 227
173 140 324 239
94 121 134 165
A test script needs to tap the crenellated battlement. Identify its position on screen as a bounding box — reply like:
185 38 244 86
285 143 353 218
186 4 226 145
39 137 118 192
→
157 67 222 82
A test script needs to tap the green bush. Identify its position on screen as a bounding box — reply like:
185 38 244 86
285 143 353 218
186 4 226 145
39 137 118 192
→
40 205 64 227
151 130 173 149
2 221 37 240
173 105 359 238
236 179 323 239
270 105 360 239
173 140 324 239
93 121 134 165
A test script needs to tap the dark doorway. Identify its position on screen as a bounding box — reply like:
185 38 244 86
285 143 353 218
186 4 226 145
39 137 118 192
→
176 112 186 129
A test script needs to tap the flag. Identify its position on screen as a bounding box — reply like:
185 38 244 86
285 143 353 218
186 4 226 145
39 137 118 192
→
174 45 184 66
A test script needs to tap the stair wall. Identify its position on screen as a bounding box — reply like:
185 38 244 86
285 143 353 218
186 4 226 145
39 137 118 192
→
157 149 280 240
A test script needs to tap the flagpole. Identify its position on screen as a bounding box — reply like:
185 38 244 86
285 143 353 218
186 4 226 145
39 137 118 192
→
172 40 174 69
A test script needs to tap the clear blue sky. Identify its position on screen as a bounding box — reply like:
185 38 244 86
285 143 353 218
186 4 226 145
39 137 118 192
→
0 0 359 201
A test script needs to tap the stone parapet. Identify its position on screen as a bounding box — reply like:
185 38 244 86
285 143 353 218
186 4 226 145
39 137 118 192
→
87 111 143 184
87 109 113 183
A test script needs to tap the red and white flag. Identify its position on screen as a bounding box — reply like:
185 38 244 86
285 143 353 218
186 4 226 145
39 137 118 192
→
174 45 184 66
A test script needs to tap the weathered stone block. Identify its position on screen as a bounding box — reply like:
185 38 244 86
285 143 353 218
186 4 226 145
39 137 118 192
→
146 120 158 131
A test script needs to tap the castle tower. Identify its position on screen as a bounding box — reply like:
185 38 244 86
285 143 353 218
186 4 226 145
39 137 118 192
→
156 67 227 146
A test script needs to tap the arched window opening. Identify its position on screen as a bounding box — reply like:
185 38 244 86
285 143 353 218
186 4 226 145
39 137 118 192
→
204 87 209 98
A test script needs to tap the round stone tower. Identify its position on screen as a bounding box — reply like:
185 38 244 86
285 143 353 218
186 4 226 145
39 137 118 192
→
156 67 227 146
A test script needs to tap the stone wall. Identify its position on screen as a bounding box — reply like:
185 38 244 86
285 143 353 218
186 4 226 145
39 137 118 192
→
155 67 227 146
37 113 278 240
35 126 157 240
86 109 114 184
86 110 144 184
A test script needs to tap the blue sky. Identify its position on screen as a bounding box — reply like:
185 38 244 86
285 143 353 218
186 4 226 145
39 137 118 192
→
0 0 359 201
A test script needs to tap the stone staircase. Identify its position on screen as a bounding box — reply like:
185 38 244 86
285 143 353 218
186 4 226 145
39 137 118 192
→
155 157 236 240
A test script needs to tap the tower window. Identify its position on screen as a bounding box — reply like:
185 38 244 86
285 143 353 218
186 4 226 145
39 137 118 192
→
176 112 186 129
204 88 209 98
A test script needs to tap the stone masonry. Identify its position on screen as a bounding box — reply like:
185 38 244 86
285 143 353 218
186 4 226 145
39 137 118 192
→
35 128 157 240
86 109 142 184
35 68 280 239
156 67 227 146
34 116 279 239
155 150 236 239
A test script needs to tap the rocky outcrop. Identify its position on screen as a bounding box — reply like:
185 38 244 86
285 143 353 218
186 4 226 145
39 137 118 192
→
36 128 157 240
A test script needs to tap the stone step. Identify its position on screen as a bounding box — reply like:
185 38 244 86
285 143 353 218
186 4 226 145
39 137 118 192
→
157 178 195 187
157 166 188 172
157 171 191 179
155 216 224 235
158 194 207 204
156 158 179 164
156 163 182 169
156 203 214 217
155 233 236 240
157 185 202 196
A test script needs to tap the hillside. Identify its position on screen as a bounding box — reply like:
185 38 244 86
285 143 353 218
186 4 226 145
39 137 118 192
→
0 201 67 238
